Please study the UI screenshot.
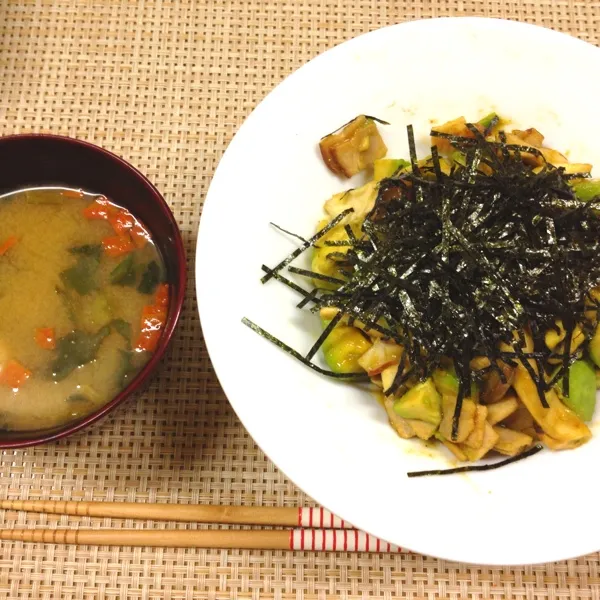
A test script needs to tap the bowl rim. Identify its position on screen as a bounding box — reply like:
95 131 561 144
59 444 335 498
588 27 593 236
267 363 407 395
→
0 133 187 448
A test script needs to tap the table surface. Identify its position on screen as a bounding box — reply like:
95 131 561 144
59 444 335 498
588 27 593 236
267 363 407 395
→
1 1 600 598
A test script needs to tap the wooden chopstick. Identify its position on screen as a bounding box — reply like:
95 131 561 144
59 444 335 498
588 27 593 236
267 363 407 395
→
0 528 401 552
0 500 353 529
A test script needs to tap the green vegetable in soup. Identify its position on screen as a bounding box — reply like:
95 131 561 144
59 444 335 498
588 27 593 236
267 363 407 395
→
116 349 136 388
61 251 101 295
69 244 102 258
50 326 111 381
110 319 132 345
111 254 136 286
556 359 597 422
138 260 160 294
73 293 113 332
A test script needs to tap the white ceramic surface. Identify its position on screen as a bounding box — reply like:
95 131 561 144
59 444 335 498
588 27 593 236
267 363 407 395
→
196 18 600 565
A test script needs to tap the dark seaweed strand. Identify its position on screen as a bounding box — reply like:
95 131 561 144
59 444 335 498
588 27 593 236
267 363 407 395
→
320 115 389 139
305 310 344 361
241 318 370 380
364 115 391 125
270 222 308 244
297 287 320 309
562 316 574 398
287 265 346 286
260 265 314 299
407 444 543 478
261 208 354 283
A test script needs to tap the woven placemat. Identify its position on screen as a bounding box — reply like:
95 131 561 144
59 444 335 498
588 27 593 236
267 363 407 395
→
1 0 600 598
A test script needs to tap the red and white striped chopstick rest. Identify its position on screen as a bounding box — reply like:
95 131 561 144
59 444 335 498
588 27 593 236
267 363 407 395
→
297 507 353 529
290 528 400 552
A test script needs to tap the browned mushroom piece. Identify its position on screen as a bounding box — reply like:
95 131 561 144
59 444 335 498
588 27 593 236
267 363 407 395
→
481 361 515 404
319 115 388 178
512 127 544 147
430 116 485 154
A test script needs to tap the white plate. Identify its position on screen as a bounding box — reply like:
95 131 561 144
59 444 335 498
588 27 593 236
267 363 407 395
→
196 18 600 565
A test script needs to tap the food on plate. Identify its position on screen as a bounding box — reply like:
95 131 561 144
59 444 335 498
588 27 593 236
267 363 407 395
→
0 187 169 431
319 115 389 178
244 112 600 474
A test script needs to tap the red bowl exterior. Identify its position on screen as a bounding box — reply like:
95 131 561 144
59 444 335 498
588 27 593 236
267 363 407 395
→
0 134 186 448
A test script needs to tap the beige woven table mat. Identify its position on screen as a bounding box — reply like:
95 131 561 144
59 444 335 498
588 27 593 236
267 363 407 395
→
1 0 600 598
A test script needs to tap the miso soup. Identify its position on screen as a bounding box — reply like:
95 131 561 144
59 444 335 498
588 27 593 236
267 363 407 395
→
0 187 169 431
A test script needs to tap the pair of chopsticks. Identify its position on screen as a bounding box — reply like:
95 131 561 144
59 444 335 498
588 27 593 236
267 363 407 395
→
0 500 401 552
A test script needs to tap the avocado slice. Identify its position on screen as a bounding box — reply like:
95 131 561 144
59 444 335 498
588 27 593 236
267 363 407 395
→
433 366 479 400
556 359 597 422
393 379 442 426
373 158 410 182
432 368 458 396
321 323 371 374
589 326 600 368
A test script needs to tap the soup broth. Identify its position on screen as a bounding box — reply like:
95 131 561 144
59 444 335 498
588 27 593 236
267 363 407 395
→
0 187 169 431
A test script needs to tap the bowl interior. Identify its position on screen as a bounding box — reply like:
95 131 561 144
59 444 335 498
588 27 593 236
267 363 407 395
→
0 134 186 447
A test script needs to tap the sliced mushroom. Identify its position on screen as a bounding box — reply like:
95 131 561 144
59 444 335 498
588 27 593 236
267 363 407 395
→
319 115 388 178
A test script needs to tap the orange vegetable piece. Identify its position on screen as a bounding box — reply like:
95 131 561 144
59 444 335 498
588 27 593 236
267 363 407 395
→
0 236 18 256
135 306 165 352
108 209 136 235
155 283 170 308
83 197 119 220
35 327 56 350
129 222 150 249
135 288 170 352
0 360 31 389
102 235 135 258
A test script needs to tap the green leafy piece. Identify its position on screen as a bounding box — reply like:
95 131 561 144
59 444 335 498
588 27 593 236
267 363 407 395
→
67 394 88 403
74 293 113 332
60 254 100 295
137 260 160 294
110 254 136 286
111 319 132 345
116 349 139 388
50 326 110 381
69 244 102 258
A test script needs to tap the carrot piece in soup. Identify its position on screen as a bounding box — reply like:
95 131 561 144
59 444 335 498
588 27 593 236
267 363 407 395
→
0 236 18 256
135 287 169 352
0 360 31 389
108 209 136 235
129 221 150 248
155 283 169 308
135 305 166 352
102 235 135 258
35 327 56 350
83 197 118 220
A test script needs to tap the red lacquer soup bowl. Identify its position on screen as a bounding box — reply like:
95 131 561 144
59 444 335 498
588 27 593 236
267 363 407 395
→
0 134 186 448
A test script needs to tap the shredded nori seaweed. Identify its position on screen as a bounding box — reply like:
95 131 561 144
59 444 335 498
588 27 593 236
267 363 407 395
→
407 444 543 477
245 121 600 447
